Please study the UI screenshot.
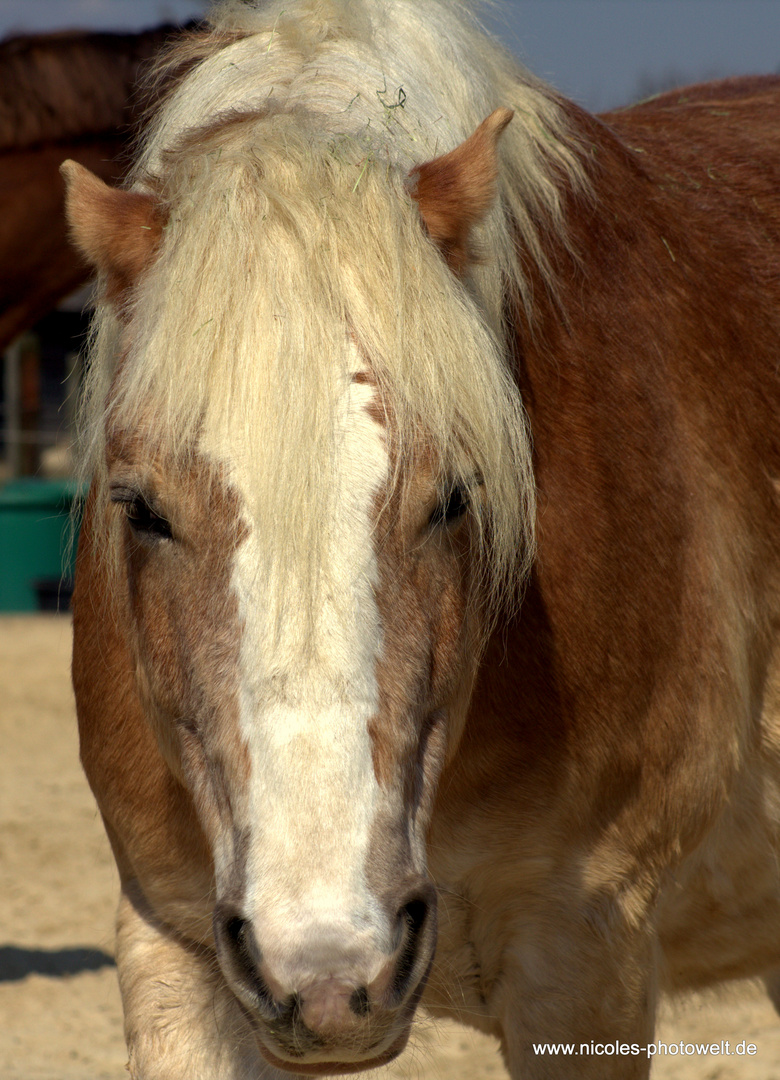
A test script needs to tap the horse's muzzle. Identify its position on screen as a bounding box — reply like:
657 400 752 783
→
213 883 437 1070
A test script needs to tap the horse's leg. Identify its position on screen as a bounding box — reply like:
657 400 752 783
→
116 887 297 1080
492 910 657 1079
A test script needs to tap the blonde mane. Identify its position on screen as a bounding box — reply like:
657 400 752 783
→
81 0 587 616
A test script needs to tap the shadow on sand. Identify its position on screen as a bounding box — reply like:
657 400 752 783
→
0 944 114 982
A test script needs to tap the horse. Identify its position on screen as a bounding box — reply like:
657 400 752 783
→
0 24 183 350
63 1 780 1077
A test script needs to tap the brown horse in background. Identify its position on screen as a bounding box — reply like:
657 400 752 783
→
0 24 185 349
63 0 780 1076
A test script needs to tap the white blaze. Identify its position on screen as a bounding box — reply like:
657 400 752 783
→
228 357 390 990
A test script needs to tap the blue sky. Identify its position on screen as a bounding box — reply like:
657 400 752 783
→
0 0 778 111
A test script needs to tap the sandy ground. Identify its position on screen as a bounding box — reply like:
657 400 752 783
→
1 613 779 1079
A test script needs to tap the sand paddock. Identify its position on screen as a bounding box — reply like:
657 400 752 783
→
1 613 778 1079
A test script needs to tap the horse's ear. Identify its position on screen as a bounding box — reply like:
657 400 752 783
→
409 107 513 274
60 159 164 303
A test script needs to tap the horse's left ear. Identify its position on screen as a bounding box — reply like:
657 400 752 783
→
409 107 513 274
60 159 164 304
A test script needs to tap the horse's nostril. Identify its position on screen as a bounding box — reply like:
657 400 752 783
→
388 895 432 1002
214 907 276 1017
349 985 371 1017
226 914 248 949
223 913 257 970
402 897 430 939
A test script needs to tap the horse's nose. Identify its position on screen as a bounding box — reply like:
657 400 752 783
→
213 903 376 1025
213 882 436 1029
296 975 371 1035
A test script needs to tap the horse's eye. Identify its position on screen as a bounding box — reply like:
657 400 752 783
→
429 485 469 529
111 490 173 540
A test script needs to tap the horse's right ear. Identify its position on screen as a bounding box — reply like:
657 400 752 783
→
60 160 164 303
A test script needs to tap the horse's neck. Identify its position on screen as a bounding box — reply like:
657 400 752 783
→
457 77 780 816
